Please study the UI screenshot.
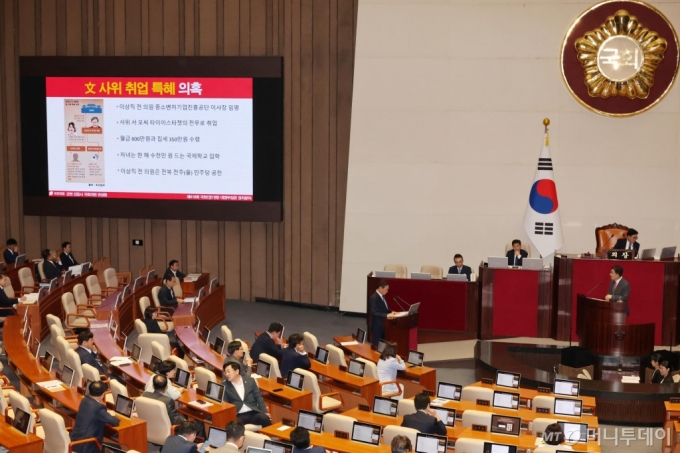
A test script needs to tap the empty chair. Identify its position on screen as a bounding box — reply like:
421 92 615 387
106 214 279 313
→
420 265 443 279
0 389 13 422
532 417 566 437
40 408 100 453
258 353 281 379
54 336 72 372
453 438 485 453
136 334 171 365
383 264 407 278
461 410 493 429
532 395 555 413
461 386 494 404
295 368 343 413
61 295 93 330
397 398 416 416
134 319 147 336
104 268 125 292
221 325 234 343
73 283 101 307
383 425 419 447
151 340 168 360
49 324 77 367
151 286 161 308
322 413 356 434
18 267 38 294
46 314 62 331
326 344 346 367
65 349 84 388
242 430 271 450
110 379 129 404
303 332 319 353
82 363 102 383
85 274 114 302
135 397 172 445
194 367 217 392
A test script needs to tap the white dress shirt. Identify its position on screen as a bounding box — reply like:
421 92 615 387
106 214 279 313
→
232 377 253 413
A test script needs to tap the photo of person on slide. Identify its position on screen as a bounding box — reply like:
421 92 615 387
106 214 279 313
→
90 117 101 129
72 153 79 162
67 122 76 136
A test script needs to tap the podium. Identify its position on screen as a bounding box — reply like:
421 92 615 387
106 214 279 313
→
576 294 654 356
384 313 419 358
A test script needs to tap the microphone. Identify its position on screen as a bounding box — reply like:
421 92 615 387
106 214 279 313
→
585 281 603 298
395 295 413 307
392 296 408 312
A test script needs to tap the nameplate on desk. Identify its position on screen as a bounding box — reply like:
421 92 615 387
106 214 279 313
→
671 397 680 404
334 431 349 439
583 407 594 415
358 404 370 412
447 440 456 449
476 399 490 406
339 365 347 372
282 418 295 427
276 377 286 385
536 407 550 414
606 249 634 260
538 387 551 394
481 378 494 385
423 390 435 397
77 386 86 396
196 389 205 396
472 424 488 432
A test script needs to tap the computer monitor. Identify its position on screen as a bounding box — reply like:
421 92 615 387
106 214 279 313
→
81 262 91 273
641 248 656 259
446 274 467 281
415 433 447 453
286 371 305 391
263 440 293 453
63 269 72 285
372 396 398 417
213 336 225 355
554 398 582 417
296 409 323 433
430 406 455 427
522 258 543 270
482 442 517 453
11 407 31 435
148 355 162 373
377 339 387 353
492 391 519 410
314 346 329 364
411 272 431 280
436 382 462 401
133 276 144 292
41 351 55 372
356 328 366 344
495 371 520 389
490 415 521 436
209 278 218 292
256 361 271 378
15 254 26 265
374 270 396 278
407 350 424 366
245 448 271 453
115 394 134 418
661 246 677 260
487 257 508 269
61 366 75 387
557 422 588 444
122 284 131 299
175 368 191 389
205 381 225 403
348 359 366 377
146 269 156 284
130 343 142 362
351 421 381 446
554 379 580 397
206 427 227 448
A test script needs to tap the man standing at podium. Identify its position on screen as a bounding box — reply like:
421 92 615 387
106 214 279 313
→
369 280 395 347
605 265 630 316
613 228 639 256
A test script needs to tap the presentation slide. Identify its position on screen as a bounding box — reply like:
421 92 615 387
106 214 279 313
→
45 77 253 201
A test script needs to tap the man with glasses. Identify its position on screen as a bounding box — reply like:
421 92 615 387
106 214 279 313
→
223 340 252 377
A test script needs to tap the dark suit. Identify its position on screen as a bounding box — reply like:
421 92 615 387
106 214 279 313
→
3 248 17 264
42 260 61 280
70 396 120 453
162 435 199 453
613 239 640 255
250 332 282 362
141 391 186 425
292 447 326 453
506 249 528 266
0 286 17 316
168 269 186 282
222 376 271 427
401 410 447 435
280 347 311 377
75 346 123 384
447 265 472 281
143 318 184 358
60 252 78 270
607 277 630 316
369 291 390 347
158 284 179 314
651 369 662 384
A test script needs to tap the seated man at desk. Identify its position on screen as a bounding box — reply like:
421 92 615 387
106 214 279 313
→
448 254 472 280
0 273 26 318
224 340 252 377
60 241 78 271
211 421 245 453
280 333 311 377
250 322 284 362
167 259 186 282
613 228 640 255
506 239 528 266
158 275 183 315
142 375 187 425
222 362 272 428
163 421 204 453
144 360 183 400
605 265 630 316
76 330 124 384
290 426 325 453
41 249 62 280
3 238 18 264
143 306 184 358
401 392 447 435
70 381 120 453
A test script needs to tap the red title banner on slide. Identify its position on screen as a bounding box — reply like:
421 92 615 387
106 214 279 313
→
46 77 252 98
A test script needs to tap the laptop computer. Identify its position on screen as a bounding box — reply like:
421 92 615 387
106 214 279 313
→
407 350 424 367
495 371 520 389
554 397 582 417
411 272 431 280
205 381 225 403
640 248 656 259
11 407 31 435
521 258 542 270
286 371 305 391
61 366 75 387
351 421 381 446
430 406 455 427
212 336 225 355
296 409 323 433
15 254 26 265
436 382 462 401
372 396 398 417
174 368 191 389
415 433 447 453
488 257 508 269
374 271 396 278
490 415 521 436
256 361 271 378
446 273 467 281
661 246 677 260
492 390 519 410
314 346 329 365
348 359 366 377
482 442 517 453
130 344 142 362
263 440 293 453
557 422 588 444
554 378 580 397
206 427 227 448
115 394 134 418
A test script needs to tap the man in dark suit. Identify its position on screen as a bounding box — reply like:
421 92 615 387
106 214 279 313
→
162 421 203 453
250 322 284 362
605 265 630 316
290 427 326 453
506 239 529 266
142 375 187 425
41 249 61 280
0 274 25 318
60 241 78 271
369 280 395 347
613 228 640 257
158 276 183 315
401 392 447 435
280 333 311 377
4 238 18 264
168 259 186 282
222 362 272 427
76 330 124 384
70 381 120 453
448 254 472 281
142 306 184 358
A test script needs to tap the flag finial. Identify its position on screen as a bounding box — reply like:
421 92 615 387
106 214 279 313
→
543 118 550 144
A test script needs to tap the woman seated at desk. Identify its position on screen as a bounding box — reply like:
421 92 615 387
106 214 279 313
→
377 341 405 399
144 359 184 400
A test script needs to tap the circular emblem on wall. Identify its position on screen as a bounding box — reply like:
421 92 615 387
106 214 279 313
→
561 1 679 116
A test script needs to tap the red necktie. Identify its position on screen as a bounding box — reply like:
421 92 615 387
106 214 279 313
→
613 281 618 291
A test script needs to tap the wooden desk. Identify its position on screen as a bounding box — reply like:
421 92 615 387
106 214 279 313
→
177 388 236 432
181 273 210 296
341 407 468 440
309 360 380 410
456 428 601 452
260 422 392 453
672 421 680 453
90 323 151 391
175 325 224 374
0 418 43 453
333 335 437 394
665 402 680 453
173 284 225 329
257 377 313 423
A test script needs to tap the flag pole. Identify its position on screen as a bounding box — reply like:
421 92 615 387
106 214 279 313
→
542 117 553 267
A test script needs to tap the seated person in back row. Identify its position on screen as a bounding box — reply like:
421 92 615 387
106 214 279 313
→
167 259 186 282
280 333 311 377
224 340 252 377
506 239 528 266
142 306 184 358
448 254 471 280
41 249 62 280
222 362 272 428
0 273 26 317
4 238 18 264
250 322 284 362
290 427 325 453
158 276 183 315
613 228 640 255
60 241 78 271
401 392 447 435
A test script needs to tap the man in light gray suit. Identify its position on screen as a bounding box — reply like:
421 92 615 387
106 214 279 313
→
222 362 272 427
210 422 245 453
605 265 630 316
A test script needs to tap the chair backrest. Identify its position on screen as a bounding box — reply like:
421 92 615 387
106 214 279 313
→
322 413 357 434
61 292 76 315
104 268 118 288
139 296 151 314
326 344 346 367
3 276 15 298
303 332 318 353
151 340 168 359
194 368 218 392
420 265 443 279
532 417 567 437
383 264 407 278
557 363 594 379
110 379 128 403
46 314 61 330
166 355 190 372
383 425 419 447
356 358 378 379
595 223 629 255
55 336 71 372
8 390 36 432
504 241 532 258
72 283 88 305
581 369 592 379
461 410 493 428
460 386 494 403
101 257 111 270
139 266 149 278
135 397 172 444
134 319 148 336
0 388 8 417
82 363 101 383
242 430 271 450
66 349 84 387
151 286 161 307
532 396 555 412
397 398 416 416
295 368 323 413
86 274 102 296
136 334 171 364
221 325 234 343
453 438 485 453
258 353 281 379
18 267 34 292
50 324 65 365
38 261 46 280
39 408 70 453
173 278 183 298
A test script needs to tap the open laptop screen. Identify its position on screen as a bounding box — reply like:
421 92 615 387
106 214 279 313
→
296 409 323 433
351 421 381 446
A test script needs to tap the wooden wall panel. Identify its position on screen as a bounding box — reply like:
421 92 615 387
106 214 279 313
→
0 0 357 306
